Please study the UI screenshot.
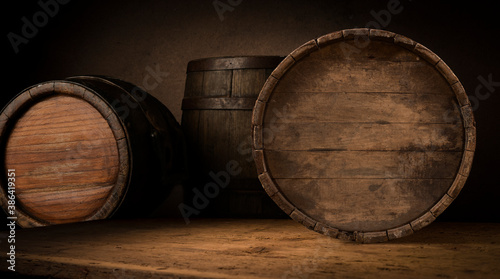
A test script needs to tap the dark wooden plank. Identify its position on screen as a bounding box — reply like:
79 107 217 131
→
197 110 231 172
184 72 204 97
275 178 452 231
264 92 460 124
227 110 257 179
202 70 232 97
182 97 255 110
274 59 452 94
232 69 267 97
315 39 416 62
262 122 464 151
265 150 462 179
187 56 284 72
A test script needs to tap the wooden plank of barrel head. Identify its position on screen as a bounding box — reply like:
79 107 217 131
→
182 56 286 217
252 29 476 242
0 76 186 227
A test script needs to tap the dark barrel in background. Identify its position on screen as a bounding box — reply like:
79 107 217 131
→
0 76 186 227
181 56 286 218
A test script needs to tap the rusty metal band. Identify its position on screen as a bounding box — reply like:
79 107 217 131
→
182 97 256 110
187 56 284 72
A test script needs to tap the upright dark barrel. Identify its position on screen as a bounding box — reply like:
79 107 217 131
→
181 56 286 218
0 76 186 227
252 29 476 242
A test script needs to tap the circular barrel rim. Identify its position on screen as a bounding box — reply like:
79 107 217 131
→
252 28 476 243
0 81 130 227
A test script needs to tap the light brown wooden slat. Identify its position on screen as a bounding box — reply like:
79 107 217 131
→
262 122 464 151
16 182 117 195
11 167 119 191
18 186 114 206
263 92 460 124
18 186 114 224
274 59 452 94
5 124 112 140
311 41 418 62
6 142 118 156
265 150 462 179
12 112 104 127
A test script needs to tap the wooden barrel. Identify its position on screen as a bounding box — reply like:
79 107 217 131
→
252 29 476 242
0 76 186 227
181 56 287 218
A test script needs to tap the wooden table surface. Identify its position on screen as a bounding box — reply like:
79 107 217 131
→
1 219 499 278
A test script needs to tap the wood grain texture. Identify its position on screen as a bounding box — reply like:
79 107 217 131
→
263 122 463 151
0 76 186 227
4 219 499 279
252 29 475 242
263 92 460 124
0 84 126 227
181 56 285 218
265 150 462 179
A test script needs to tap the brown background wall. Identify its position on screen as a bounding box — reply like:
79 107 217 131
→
3 0 499 222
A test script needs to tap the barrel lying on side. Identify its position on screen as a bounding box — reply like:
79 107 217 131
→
0 76 186 227
252 29 476 242
181 56 286 218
